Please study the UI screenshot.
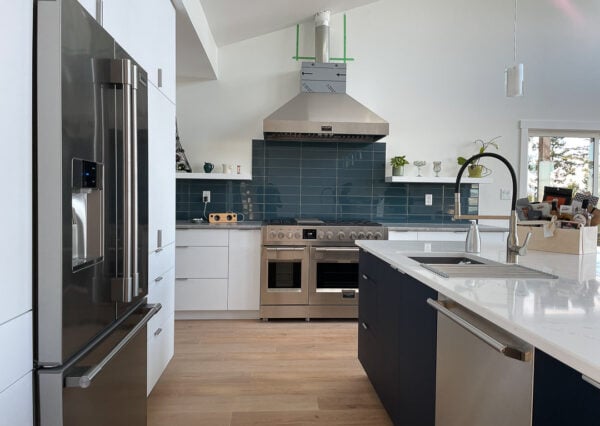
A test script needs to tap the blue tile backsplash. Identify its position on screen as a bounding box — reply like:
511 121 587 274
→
176 140 478 223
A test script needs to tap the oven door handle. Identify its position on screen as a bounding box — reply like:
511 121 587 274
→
265 247 306 252
314 247 360 252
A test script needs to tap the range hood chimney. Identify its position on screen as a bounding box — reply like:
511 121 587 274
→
263 11 389 143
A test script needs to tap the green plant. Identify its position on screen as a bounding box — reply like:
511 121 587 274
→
457 136 501 166
390 155 409 168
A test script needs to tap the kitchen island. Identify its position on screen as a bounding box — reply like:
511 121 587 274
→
356 240 600 425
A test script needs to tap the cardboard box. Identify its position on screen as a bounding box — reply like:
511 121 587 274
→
517 224 598 255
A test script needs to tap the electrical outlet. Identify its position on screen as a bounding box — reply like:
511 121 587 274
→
500 189 511 200
425 194 433 206
202 190 211 203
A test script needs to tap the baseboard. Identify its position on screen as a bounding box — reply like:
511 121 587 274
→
175 310 260 320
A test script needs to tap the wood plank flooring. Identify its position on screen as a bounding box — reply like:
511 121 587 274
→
148 320 392 426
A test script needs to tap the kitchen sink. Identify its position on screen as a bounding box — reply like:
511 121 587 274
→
408 254 558 279
408 255 485 265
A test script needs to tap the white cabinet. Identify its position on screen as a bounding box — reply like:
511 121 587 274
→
175 229 262 316
148 85 176 253
102 0 176 102
0 372 33 426
0 0 32 326
389 230 508 244
228 230 261 311
0 2 33 424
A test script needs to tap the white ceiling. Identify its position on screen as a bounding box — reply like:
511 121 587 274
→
198 0 381 47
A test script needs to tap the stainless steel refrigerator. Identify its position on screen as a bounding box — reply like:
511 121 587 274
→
36 0 160 424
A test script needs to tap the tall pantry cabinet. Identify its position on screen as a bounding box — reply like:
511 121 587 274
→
89 0 177 394
0 1 34 425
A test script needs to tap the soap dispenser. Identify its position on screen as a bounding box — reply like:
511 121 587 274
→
465 220 481 253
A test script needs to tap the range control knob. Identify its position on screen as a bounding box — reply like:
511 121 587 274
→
350 231 358 240
357 232 366 240
374 232 383 240
294 232 302 239
277 232 285 239
338 231 346 240
317 231 324 239
287 232 293 239
326 231 334 240
269 231 277 239
366 232 373 240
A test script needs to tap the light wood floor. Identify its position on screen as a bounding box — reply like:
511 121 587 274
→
148 320 392 426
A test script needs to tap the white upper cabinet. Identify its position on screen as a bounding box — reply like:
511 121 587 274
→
148 85 176 252
102 0 175 102
0 0 32 325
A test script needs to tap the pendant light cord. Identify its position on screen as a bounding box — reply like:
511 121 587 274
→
513 0 518 63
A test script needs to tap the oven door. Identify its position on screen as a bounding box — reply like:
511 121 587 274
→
261 246 309 305
309 246 359 306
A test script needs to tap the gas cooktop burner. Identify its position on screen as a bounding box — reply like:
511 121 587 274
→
266 218 382 227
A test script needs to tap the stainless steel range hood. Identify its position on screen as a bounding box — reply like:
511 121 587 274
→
263 11 389 143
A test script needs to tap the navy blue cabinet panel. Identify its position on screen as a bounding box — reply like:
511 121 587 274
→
533 350 600 426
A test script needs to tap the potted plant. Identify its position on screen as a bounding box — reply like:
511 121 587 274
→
390 155 409 176
457 136 501 178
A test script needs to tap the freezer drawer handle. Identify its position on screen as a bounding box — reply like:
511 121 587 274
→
342 289 356 298
426 298 531 362
582 375 600 390
65 303 162 389
314 247 359 252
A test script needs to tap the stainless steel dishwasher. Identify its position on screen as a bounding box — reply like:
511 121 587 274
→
428 297 534 426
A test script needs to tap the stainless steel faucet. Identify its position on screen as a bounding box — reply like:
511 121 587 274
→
454 152 532 263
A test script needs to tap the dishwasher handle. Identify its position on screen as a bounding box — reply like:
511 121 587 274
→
427 298 531 362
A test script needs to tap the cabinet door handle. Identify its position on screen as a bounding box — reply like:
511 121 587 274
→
427 298 532 362
154 327 163 337
582 375 600 390
175 278 188 281
361 322 368 330
154 276 163 283
177 246 190 248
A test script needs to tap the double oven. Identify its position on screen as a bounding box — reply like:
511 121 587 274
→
260 219 387 320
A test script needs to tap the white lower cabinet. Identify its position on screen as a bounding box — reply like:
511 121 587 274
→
0 372 33 426
147 313 174 395
389 230 507 244
228 230 261 311
0 312 33 394
175 229 261 317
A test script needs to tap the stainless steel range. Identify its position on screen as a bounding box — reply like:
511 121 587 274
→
260 218 388 320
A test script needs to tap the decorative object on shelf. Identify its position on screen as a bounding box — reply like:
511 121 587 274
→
433 161 442 177
203 162 214 173
175 120 192 172
413 160 426 177
390 155 409 176
457 136 501 178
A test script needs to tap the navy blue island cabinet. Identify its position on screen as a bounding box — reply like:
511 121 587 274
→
533 349 600 425
358 250 438 426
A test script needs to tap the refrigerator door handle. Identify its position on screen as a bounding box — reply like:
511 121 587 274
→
131 64 139 297
65 303 161 389
110 58 134 303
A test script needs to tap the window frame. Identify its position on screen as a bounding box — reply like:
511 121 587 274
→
519 120 600 198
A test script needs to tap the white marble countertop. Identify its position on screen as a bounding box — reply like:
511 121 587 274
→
384 223 508 232
355 240 600 383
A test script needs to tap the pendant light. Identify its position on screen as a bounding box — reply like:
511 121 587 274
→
505 0 524 97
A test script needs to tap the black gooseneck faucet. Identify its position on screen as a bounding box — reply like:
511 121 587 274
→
454 152 531 263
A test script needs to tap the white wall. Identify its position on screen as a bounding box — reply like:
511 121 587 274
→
176 0 600 220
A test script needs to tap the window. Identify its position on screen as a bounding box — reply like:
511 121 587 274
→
519 121 600 199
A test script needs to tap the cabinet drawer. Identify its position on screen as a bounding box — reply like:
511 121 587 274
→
175 279 228 311
389 231 419 241
149 242 175 282
0 312 32 393
147 313 174 395
148 268 174 331
176 246 228 278
0 371 33 426
418 231 467 241
176 229 229 247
